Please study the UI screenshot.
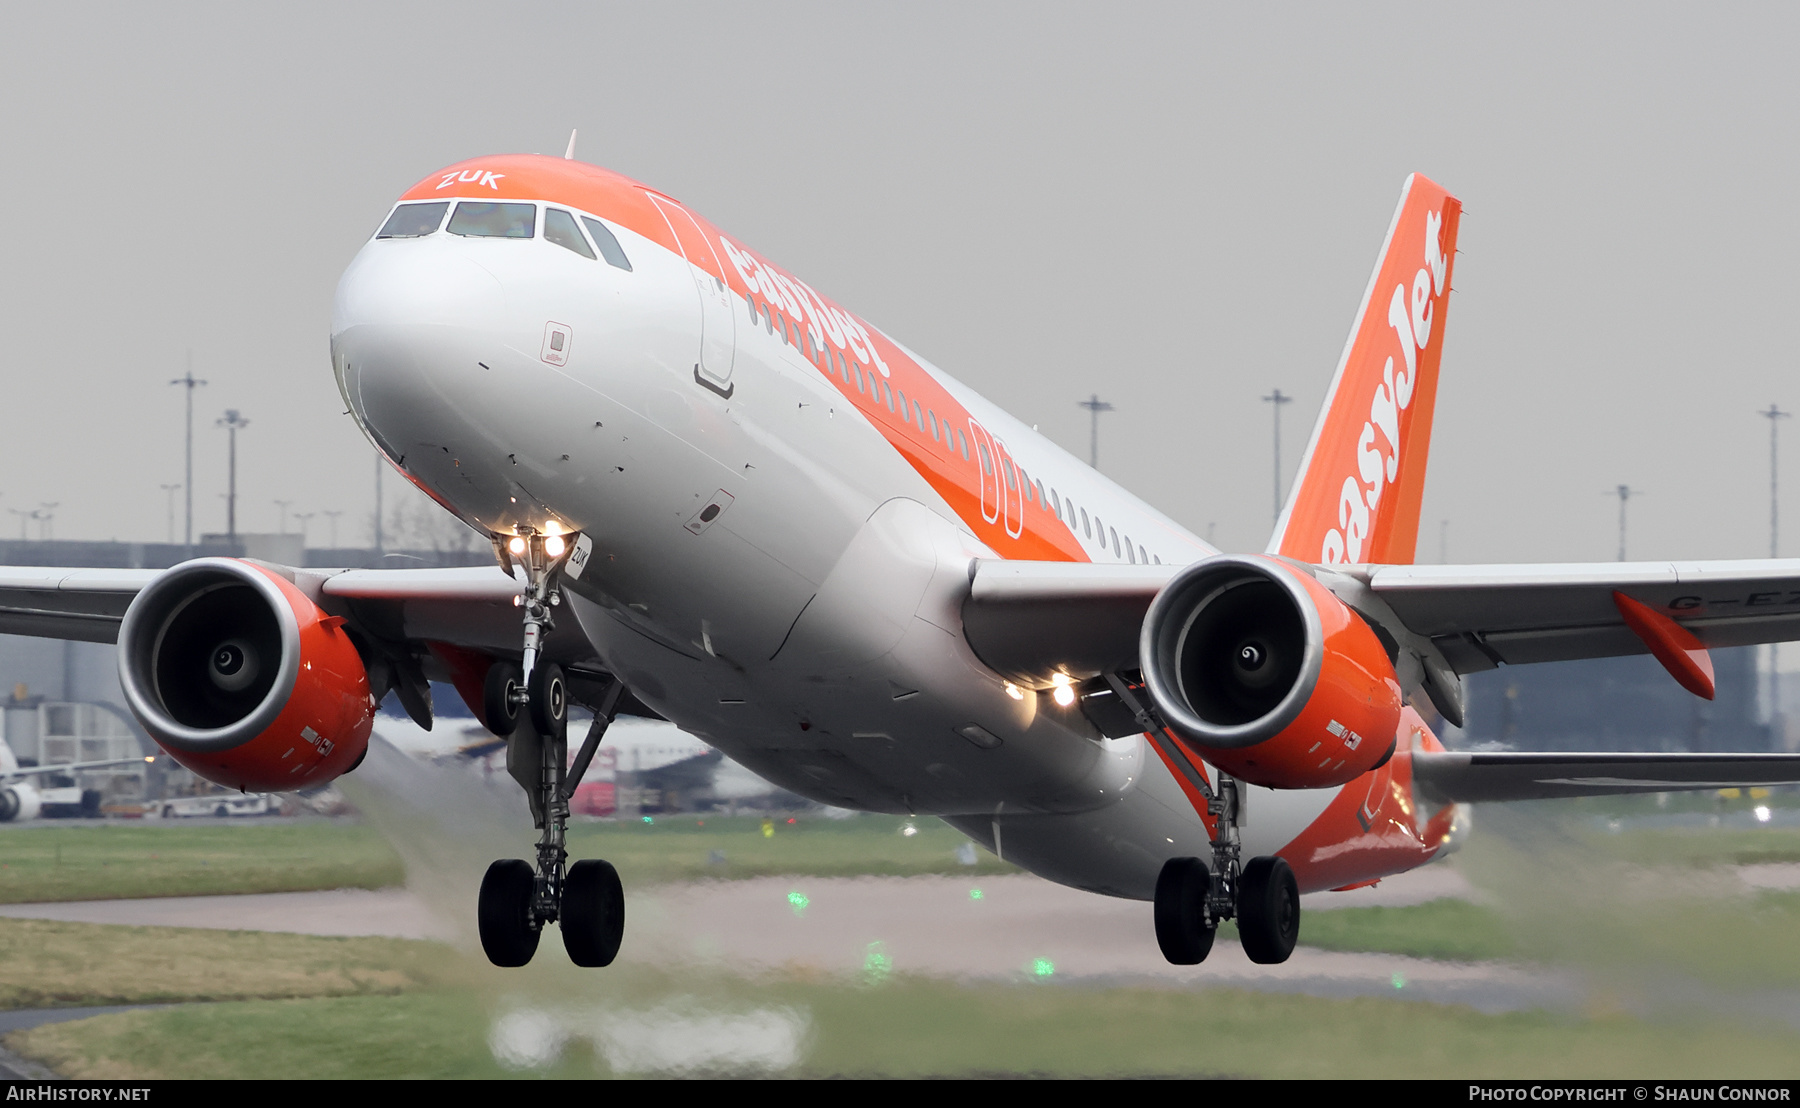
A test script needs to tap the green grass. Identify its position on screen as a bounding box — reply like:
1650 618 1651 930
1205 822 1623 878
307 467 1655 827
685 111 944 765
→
1284 897 1521 962
0 815 1012 904
562 814 1017 884
0 918 448 1009
0 823 404 904
15 975 1800 1079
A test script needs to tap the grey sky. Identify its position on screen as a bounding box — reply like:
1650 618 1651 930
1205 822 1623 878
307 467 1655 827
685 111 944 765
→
2 3 1795 565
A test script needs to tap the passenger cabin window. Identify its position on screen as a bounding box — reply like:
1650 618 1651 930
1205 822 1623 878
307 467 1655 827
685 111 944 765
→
543 208 596 258
1080 508 1091 538
377 202 449 238
448 202 536 238
955 428 969 460
913 400 925 432
578 216 634 271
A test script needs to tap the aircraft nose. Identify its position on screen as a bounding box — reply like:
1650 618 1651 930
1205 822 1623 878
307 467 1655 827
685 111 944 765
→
331 246 507 458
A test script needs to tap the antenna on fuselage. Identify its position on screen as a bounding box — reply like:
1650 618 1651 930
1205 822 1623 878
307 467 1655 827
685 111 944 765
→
564 129 578 160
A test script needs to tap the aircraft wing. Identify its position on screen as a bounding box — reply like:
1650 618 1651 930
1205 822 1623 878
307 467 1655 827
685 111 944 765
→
3 756 156 779
1348 560 1800 673
0 564 523 648
1412 750 1800 802
0 568 161 643
0 562 650 727
961 557 1800 687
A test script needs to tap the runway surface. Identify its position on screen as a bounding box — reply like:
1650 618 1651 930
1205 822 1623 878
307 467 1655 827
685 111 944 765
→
0 863 1563 1012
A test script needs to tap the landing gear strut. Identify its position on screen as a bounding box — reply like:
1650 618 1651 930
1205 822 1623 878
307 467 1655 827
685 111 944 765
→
476 528 627 968
1108 673 1301 966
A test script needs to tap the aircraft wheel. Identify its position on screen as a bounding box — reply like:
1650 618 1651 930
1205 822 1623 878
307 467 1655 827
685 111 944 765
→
483 663 522 737
528 662 568 742
0 789 18 823
1237 855 1300 964
479 859 540 967
561 859 625 967
1153 856 1216 965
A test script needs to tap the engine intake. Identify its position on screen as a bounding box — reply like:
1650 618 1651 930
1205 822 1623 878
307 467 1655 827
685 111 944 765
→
1140 554 1400 789
118 558 373 791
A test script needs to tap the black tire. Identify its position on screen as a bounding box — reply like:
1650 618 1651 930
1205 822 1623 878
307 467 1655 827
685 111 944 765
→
0 789 18 823
479 859 541 967
1237 855 1300 964
483 662 522 737
528 662 568 741
561 858 626 967
1153 856 1216 965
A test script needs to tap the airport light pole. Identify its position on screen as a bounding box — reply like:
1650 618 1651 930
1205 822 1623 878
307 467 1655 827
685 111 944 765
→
1262 388 1294 522
216 409 250 543
37 503 57 542
1608 485 1639 561
294 512 314 549
323 510 343 549
1763 403 1790 741
7 509 31 541
273 499 291 534
1077 394 1114 470
159 484 180 544
168 361 207 557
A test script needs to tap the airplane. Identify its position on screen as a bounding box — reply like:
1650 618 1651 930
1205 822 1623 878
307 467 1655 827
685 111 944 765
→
5 153 1800 970
0 736 155 821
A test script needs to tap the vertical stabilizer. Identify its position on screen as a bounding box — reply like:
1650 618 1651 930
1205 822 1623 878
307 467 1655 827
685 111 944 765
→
1268 175 1461 566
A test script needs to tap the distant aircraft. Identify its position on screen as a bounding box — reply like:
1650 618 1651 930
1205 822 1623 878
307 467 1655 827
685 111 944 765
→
0 736 152 821
4 158 1799 969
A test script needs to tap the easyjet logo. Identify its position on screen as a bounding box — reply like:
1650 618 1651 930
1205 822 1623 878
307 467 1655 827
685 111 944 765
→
435 168 506 191
1320 209 1448 564
718 237 891 378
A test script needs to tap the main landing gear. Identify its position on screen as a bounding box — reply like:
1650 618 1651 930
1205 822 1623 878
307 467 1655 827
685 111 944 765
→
476 527 629 968
1107 675 1302 966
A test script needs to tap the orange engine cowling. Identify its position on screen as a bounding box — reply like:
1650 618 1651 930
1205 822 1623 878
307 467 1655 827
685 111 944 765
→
117 558 374 792
1139 554 1401 790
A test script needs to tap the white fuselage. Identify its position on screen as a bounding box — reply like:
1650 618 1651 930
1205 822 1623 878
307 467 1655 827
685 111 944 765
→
331 166 1449 899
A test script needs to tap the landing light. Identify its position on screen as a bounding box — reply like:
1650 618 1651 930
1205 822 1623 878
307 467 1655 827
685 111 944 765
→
508 536 526 555
1755 805 1773 823
1053 684 1076 708
1004 683 1024 701
544 535 566 557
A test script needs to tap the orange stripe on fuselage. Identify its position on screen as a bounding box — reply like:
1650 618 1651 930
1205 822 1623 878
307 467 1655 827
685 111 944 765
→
403 154 1086 563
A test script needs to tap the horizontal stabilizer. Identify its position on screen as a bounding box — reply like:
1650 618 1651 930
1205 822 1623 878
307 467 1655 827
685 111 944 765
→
1413 750 1800 803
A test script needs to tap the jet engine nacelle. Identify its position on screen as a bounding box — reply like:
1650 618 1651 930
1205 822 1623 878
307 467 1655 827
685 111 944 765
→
0 781 42 822
117 559 374 792
1139 554 1401 790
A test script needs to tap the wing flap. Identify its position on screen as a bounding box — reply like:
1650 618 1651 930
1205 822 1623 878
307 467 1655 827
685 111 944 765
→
961 560 1175 686
1414 750 1800 803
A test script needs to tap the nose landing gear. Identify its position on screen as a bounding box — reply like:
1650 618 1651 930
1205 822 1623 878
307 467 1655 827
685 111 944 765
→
477 527 627 968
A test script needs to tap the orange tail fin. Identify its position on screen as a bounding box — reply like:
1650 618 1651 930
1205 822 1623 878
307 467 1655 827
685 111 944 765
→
1268 174 1461 566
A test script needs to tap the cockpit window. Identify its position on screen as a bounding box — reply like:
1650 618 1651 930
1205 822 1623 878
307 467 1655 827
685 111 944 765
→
447 202 536 238
579 216 633 271
376 202 448 239
543 208 596 259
